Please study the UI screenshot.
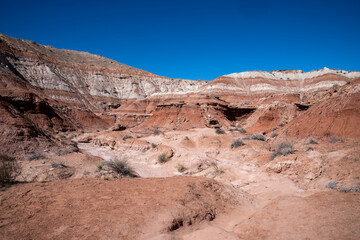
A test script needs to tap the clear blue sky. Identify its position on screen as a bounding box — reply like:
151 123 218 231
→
1 0 360 80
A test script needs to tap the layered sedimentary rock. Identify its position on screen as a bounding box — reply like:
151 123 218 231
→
205 68 360 94
0 33 206 110
1 33 360 157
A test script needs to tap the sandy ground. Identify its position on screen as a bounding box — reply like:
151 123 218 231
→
0 177 240 240
2 127 360 239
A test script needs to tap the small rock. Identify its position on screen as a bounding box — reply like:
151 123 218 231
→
166 149 174 159
38 176 46 183
100 175 109 181
305 173 315 180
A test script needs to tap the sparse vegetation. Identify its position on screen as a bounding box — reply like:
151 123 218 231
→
105 157 134 176
70 140 79 148
122 135 133 141
51 161 67 168
306 146 314 151
231 139 245 149
252 134 266 141
306 137 318 144
271 142 294 160
325 181 338 189
270 132 278 138
325 182 360 193
0 155 21 184
212 163 223 176
237 128 247 133
329 136 343 144
184 136 190 140
279 122 287 127
151 143 157 148
56 149 73 156
112 123 126 131
176 164 187 173
244 134 266 141
97 163 103 170
158 152 170 164
215 128 225 134
153 129 161 135
28 152 46 161
272 126 278 131
324 131 331 137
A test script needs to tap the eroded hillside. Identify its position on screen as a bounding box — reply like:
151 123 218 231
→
1 34 360 240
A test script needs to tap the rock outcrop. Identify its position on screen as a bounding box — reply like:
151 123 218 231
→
1 33 360 157
0 33 206 110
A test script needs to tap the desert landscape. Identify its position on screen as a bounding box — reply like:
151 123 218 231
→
1 33 360 239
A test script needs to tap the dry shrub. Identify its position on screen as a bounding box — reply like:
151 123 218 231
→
306 146 314 151
105 156 136 177
270 132 278 138
153 129 161 135
231 139 245 149
28 152 46 161
215 128 225 134
271 142 294 160
158 152 170 164
243 134 266 141
176 164 187 173
122 135 133 141
329 136 343 144
306 137 318 144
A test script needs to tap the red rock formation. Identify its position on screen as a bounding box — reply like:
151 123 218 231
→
1 33 360 157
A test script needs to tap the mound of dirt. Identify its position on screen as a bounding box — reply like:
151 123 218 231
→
0 176 241 240
284 93 360 139
234 191 360 240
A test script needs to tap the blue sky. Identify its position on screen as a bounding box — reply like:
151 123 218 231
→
1 0 360 80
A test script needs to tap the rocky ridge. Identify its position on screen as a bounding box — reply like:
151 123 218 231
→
1 33 360 157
